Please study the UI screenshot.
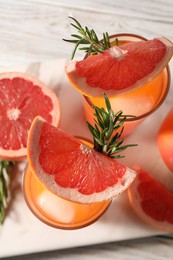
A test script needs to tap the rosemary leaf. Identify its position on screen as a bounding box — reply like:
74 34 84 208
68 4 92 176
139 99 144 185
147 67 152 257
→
69 16 82 27
94 137 104 146
70 23 80 31
104 93 111 111
63 17 113 59
0 203 5 224
0 160 15 224
71 38 84 60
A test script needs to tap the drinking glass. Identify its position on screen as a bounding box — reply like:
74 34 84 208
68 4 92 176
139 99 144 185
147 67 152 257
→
23 138 111 229
83 34 170 137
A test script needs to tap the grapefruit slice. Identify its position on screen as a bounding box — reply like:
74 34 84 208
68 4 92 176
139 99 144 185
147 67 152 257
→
0 72 60 161
128 165 173 233
65 37 173 97
27 116 137 204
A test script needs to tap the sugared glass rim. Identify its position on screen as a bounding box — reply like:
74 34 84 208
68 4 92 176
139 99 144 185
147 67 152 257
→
83 33 171 122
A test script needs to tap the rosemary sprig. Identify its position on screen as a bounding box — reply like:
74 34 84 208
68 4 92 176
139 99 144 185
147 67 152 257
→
63 16 118 59
87 94 137 158
0 160 15 224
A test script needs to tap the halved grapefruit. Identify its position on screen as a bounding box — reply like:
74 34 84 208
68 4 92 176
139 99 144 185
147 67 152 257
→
65 37 173 97
128 165 173 233
27 116 137 204
0 72 60 161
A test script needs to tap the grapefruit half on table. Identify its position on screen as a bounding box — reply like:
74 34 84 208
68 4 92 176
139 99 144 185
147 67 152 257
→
65 37 173 97
27 116 137 204
0 72 60 161
128 165 173 233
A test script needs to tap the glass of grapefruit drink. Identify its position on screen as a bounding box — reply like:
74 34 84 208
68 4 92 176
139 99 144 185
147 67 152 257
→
23 137 111 230
23 163 111 229
23 96 137 229
82 34 171 136
65 18 173 137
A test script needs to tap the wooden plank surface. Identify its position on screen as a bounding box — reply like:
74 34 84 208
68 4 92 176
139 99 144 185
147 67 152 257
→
0 0 173 67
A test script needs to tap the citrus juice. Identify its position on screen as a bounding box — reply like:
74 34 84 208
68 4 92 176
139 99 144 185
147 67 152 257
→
83 34 170 136
23 138 111 229
23 166 110 229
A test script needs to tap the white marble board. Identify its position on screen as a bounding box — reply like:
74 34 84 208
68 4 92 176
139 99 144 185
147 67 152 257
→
0 58 173 258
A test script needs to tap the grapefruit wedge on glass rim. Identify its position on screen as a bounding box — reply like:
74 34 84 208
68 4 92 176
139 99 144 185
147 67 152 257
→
27 116 137 204
65 37 173 97
128 165 173 233
0 72 60 161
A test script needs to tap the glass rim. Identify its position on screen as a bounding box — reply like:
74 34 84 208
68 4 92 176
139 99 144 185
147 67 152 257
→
107 32 147 41
83 33 171 122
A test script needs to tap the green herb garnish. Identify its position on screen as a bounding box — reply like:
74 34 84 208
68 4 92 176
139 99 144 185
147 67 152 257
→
0 160 15 224
63 16 118 59
87 94 137 158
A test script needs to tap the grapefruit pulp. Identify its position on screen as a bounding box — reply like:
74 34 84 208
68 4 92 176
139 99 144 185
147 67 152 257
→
0 72 60 160
27 116 137 204
65 36 173 97
128 165 173 233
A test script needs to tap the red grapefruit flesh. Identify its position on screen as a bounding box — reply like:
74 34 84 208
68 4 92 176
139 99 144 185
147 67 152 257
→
65 37 173 97
128 165 173 232
0 72 60 161
157 108 173 172
27 116 137 204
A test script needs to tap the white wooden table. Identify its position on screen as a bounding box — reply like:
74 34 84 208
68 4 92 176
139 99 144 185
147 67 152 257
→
1 0 173 259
